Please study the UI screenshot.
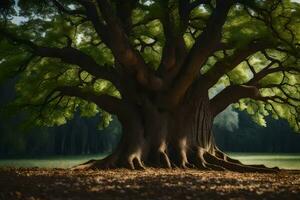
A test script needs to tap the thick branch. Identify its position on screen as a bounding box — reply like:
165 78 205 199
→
79 0 163 90
158 1 179 73
210 85 260 116
157 1 188 83
39 47 120 85
115 0 138 33
165 0 234 107
0 28 119 87
200 41 274 89
248 66 300 86
57 86 125 116
210 65 300 116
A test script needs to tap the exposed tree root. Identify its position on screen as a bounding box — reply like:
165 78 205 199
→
148 150 172 169
213 147 280 172
72 157 115 170
193 148 226 171
72 146 280 173
203 152 276 173
72 152 146 170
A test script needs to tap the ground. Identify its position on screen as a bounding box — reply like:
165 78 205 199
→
0 168 300 200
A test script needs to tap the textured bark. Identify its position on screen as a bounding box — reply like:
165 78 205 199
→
73 90 278 173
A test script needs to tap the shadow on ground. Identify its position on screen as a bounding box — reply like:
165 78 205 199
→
0 168 299 200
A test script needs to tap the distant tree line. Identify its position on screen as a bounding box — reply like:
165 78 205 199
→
0 79 121 157
214 111 300 153
0 113 121 157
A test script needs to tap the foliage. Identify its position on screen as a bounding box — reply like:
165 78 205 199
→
0 0 299 131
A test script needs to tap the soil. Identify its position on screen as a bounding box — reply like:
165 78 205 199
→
0 168 299 200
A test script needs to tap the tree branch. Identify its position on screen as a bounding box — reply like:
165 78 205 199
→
210 85 260 116
200 40 273 89
157 1 188 84
78 0 163 90
114 0 138 33
164 0 234 107
57 85 125 116
248 66 300 86
0 28 120 88
210 63 300 116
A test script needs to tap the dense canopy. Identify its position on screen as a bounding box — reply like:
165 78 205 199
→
0 0 299 129
0 0 300 170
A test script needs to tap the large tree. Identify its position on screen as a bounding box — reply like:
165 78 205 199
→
0 0 299 172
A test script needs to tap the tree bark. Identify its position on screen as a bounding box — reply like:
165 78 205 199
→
73 89 278 173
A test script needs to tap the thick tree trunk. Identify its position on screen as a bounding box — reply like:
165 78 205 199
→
73 91 279 173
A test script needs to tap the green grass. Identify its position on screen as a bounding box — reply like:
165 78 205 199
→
0 153 299 169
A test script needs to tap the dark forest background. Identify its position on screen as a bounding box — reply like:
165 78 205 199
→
1 79 300 157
